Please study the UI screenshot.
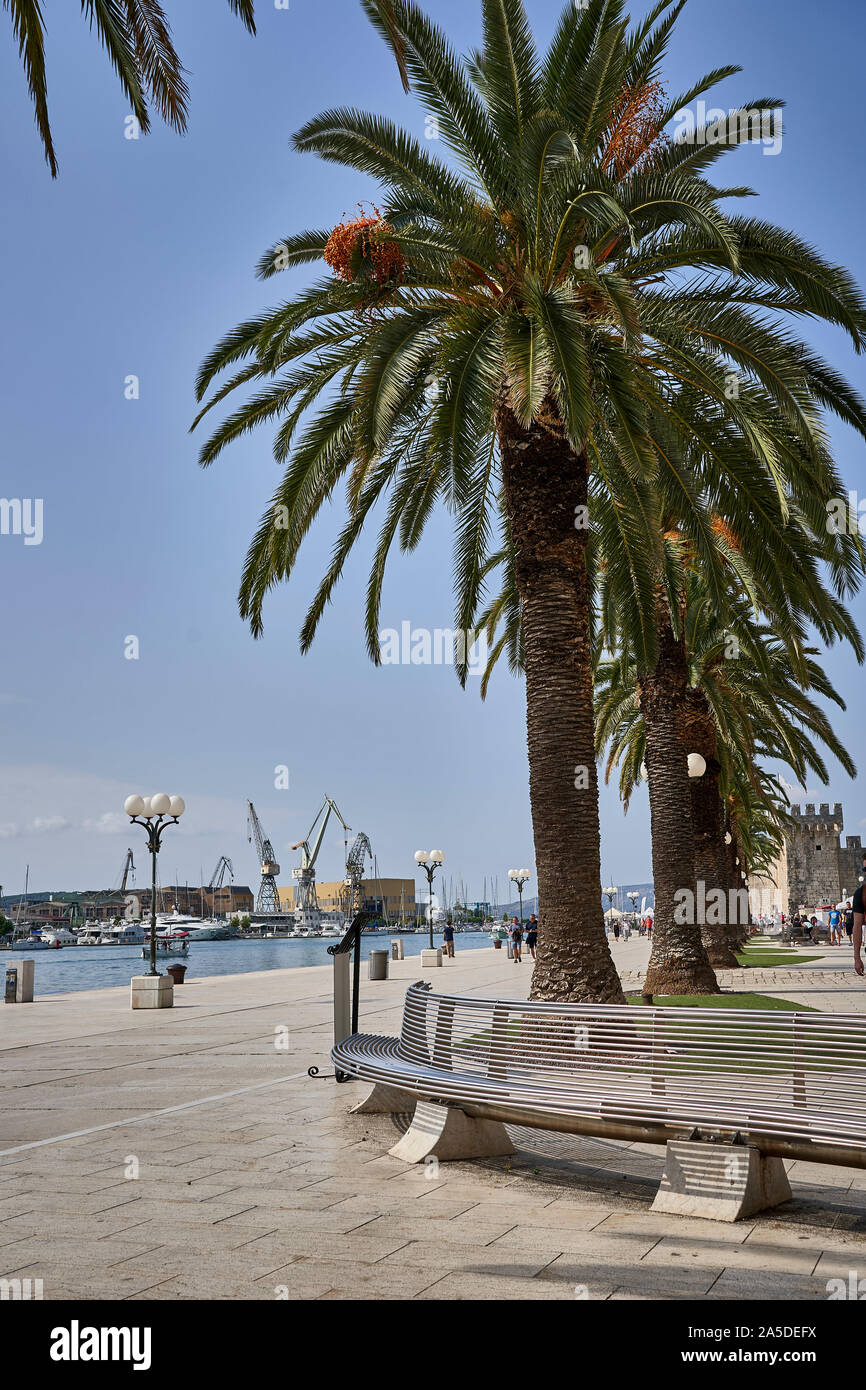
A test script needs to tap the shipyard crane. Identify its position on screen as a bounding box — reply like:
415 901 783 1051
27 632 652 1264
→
343 832 373 917
290 796 351 916
119 848 135 892
207 855 234 918
99 848 135 904
247 802 280 913
208 855 234 890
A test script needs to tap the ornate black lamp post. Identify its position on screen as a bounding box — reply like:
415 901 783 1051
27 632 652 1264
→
414 849 445 949
124 794 186 976
508 868 530 923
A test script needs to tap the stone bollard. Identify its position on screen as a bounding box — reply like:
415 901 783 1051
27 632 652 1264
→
130 975 174 1010
390 938 405 961
421 948 442 968
4 959 34 1003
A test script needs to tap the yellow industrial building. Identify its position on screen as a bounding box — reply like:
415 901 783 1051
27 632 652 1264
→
277 877 416 919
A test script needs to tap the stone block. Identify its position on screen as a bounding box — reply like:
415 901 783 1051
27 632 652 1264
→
349 1081 417 1115
388 1100 515 1164
130 974 174 1010
420 949 442 968
651 1140 792 1222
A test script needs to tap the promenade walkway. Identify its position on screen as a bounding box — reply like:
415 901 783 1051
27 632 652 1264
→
2 941 866 1301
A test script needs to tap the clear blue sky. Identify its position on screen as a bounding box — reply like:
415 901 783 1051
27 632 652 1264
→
1 0 864 903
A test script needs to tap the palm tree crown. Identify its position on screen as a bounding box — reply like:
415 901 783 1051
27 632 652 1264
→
194 0 866 1001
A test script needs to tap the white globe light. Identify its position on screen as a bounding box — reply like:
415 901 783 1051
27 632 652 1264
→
724 832 732 845
430 850 445 863
414 851 429 864
140 797 153 818
169 796 185 818
508 869 517 880
640 762 648 781
124 795 144 818
687 753 707 779
735 857 740 865
520 869 530 879
150 794 171 816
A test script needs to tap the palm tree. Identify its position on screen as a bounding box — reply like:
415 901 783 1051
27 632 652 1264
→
596 571 859 973
5 0 256 176
194 0 866 1003
481 409 864 993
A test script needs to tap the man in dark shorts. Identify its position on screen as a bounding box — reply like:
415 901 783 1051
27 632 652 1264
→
526 914 538 959
443 922 455 958
844 900 854 942
510 917 522 964
853 884 866 975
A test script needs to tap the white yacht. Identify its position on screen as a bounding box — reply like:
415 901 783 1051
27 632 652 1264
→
40 927 78 948
99 922 146 946
154 911 202 931
185 918 240 941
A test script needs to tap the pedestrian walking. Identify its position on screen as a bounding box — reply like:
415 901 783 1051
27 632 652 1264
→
853 883 866 976
510 917 522 964
443 922 455 958
525 914 538 959
828 905 842 945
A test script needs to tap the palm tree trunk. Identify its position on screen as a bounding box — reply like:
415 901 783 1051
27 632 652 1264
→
725 812 749 949
639 609 719 995
498 399 623 1004
683 691 740 968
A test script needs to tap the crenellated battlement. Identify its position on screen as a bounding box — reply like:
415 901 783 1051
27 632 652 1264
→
789 803 843 831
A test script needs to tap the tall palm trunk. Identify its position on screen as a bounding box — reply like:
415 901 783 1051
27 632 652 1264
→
498 399 623 1004
639 608 719 995
725 811 749 949
683 690 740 968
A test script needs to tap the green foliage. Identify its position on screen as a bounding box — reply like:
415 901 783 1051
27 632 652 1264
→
194 0 866 694
5 0 256 176
626 991 817 1012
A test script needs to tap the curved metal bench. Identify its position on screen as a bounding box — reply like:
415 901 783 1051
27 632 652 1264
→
333 982 866 1221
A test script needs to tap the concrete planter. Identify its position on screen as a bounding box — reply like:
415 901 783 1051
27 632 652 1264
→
130 974 174 1010
421 948 442 968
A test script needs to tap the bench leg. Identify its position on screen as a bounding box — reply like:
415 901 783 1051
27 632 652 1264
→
350 1081 417 1115
388 1100 515 1164
651 1140 792 1223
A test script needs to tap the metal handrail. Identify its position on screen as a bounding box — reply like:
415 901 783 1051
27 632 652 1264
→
332 983 866 1167
327 910 373 1081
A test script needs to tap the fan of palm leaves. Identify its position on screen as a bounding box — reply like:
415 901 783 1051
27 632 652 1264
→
4 0 256 175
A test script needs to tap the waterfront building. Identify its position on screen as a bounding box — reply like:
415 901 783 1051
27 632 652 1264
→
277 877 416 921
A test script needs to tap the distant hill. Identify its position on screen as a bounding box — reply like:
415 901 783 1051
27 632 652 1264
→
494 882 654 918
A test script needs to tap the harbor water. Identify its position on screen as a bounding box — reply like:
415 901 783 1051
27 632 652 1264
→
1 932 495 996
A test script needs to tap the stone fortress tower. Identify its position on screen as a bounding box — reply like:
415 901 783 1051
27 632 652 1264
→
749 803 865 917
784 804 863 913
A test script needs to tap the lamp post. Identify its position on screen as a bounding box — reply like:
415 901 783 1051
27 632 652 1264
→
627 890 640 929
125 794 186 976
604 883 618 934
414 850 445 949
508 869 530 923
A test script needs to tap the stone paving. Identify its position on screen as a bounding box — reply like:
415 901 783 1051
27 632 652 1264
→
2 940 866 1300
